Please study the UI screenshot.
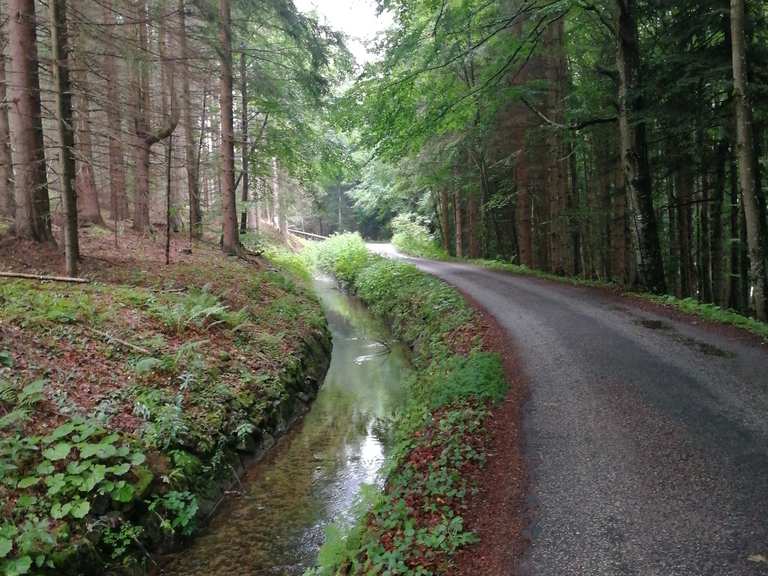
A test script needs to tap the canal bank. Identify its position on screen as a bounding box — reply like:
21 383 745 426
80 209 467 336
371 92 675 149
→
157 275 410 575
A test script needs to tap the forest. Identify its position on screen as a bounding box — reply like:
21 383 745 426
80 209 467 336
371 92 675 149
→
1 0 768 575
1 0 767 317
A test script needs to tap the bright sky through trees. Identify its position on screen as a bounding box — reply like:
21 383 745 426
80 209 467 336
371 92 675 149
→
293 0 393 64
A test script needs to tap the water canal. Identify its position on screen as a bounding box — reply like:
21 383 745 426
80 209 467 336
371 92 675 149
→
159 276 409 575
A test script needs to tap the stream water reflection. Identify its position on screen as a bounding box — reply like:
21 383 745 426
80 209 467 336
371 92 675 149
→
159 276 408 575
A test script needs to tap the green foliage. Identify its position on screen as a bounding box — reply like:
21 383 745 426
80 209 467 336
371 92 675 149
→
391 213 448 260
424 353 507 408
148 491 199 536
148 290 247 333
0 418 148 573
0 380 45 431
0 281 102 327
315 233 373 286
101 522 144 561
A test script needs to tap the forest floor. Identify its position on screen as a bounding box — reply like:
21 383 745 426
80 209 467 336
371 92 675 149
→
370 243 768 576
0 225 330 574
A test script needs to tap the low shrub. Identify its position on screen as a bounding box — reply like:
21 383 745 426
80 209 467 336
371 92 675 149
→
314 233 373 286
390 213 449 260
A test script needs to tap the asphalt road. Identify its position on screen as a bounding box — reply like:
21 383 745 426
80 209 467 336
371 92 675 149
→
368 243 768 576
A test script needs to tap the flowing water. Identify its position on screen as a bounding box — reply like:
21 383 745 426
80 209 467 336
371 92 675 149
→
159 276 408 575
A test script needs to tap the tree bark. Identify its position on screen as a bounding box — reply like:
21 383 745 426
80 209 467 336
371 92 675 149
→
179 0 202 238
616 0 666 293
71 12 103 227
131 0 151 232
710 140 727 305
8 0 52 242
675 160 695 297
454 188 463 258
730 0 767 319
131 0 178 233
102 0 128 221
0 6 14 221
438 189 451 253
239 50 250 234
219 0 238 254
49 0 79 275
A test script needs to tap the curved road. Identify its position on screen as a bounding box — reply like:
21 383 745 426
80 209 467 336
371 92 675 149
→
368 244 768 576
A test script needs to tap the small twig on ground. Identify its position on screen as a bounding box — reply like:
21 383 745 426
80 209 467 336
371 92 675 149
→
90 329 153 356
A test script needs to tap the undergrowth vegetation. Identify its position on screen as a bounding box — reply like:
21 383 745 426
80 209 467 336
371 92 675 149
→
390 213 448 261
309 233 507 575
0 237 329 575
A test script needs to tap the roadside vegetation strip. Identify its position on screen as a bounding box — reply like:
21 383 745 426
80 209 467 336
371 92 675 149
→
309 233 508 576
0 236 330 575
391 216 768 342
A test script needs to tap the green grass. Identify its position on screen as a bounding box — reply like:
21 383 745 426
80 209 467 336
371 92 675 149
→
309 233 507 576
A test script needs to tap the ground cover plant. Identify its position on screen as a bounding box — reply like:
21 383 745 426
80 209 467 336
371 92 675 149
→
308 233 507 575
0 229 329 574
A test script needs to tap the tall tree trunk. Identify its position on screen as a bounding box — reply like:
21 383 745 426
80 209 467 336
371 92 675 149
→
700 153 712 303
467 184 480 258
616 0 666 293
131 0 151 232
219 0 238 254
179 0 202 238
0 6 14 221
239 51 250 234
516 159 532 266
710 140 727 305
50 0 79 275
676 161 695 297
454 188 463 258
159 15 181 233
438 189 451 253
71 19 103 226
730 0 767 319
102 0 127 221
131 0 177 233
666 177 680 296
8 0 52 242
728 158 742 310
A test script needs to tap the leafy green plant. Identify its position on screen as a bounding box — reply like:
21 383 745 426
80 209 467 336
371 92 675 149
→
315 233 373 286
391 212 449 260
149 289 247 333
148 491 199 536
0 418 148 574
102 522 144 561
0 380 45 431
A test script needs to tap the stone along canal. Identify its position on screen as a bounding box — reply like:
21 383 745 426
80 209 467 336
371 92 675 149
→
159 276 409 575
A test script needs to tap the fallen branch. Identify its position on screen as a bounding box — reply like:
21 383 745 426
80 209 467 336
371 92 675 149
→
90 329 153 356
0 271 89 283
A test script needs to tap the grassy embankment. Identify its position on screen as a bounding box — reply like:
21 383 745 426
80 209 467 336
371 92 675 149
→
308 233 508 576
0 231 329 575
392 221 768 342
